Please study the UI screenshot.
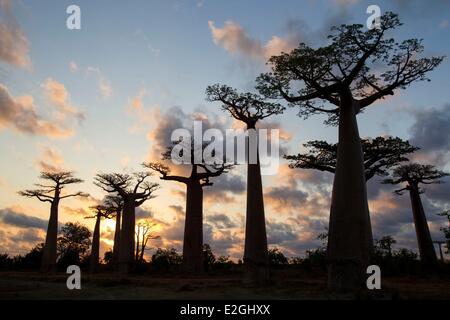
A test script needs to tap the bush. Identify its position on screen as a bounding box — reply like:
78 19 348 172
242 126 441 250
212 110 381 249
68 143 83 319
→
151 248 182 271
268 248 289 266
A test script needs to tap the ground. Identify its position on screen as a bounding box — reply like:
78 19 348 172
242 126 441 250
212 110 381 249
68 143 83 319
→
1 270 449 300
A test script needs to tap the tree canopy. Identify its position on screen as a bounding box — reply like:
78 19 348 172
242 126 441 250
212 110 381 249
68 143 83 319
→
285 137 418 180
383 163 449 194
256 12 444 125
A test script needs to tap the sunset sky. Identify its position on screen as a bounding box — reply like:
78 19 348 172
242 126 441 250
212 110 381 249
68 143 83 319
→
1 0 449 261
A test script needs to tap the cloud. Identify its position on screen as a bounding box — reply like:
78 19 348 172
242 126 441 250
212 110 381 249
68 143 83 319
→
42 78 85 123
0 83 74 137
10 228 43 243
134 29 160 56
267 220 297 245
208 20 300 61
206 213 237 229
69 61 78 72
35 145 66 173
265 185 308 213
86 66 113 99
0 207 48 230
0 0 32 69
408 104 450 166
136 206 154 220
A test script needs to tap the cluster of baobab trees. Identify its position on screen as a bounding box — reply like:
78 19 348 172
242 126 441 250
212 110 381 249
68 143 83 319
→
18 12 449 291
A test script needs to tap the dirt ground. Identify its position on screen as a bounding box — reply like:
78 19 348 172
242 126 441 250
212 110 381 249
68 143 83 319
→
0 271 449 300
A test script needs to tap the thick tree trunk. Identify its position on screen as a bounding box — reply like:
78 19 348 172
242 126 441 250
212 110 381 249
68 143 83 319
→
112 210 121 265
327 96 373 291
118 200 135 273
90 215 101 272
408 185 438 265
244 130 269 284
41 199 59 272
183 181 204 273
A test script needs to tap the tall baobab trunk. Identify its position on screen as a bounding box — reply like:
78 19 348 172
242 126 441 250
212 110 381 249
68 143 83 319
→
408 184 438 265
327 95 373 291
183 181 204 273
244 129 269 283
118 200 135 273
112 210 121 265
41 198 59 272
90 215 101 272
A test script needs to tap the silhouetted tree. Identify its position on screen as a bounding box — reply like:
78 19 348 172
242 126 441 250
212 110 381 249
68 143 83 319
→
286 137 418 181
18 171 88 272
151 248 182 271
145 144 230 273
86 204 114 272
135 219 160 263
256 12 443 290
202 244 216 271
57 222 91 268
104 194 124 265
206 84 284 283
375 235 396 257
103 250 113 265
268 248 289 266
94 172 159 272
383 163 449 265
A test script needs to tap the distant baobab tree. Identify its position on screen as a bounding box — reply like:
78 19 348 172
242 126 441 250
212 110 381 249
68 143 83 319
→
18 171 88 272
104 194 124 265
256 12 444 290
86 204 114 272
383 163 449 266
285 137 418 181
135 219 160 263
145 144 230 273
94 172 159 272
206 84 284 283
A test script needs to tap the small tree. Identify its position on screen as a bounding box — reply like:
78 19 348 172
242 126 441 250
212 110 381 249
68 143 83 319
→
19 171 88 272
383 163 449 265
135 219 160 263
268 248 289 266
151 248 183 271
206 84 284 283
145 142 230 273
285 137 418 181
202 244 216 271
57 222 91 268
94 172 159 272
256 12 443 290
375 235 396 257
86 205 114 272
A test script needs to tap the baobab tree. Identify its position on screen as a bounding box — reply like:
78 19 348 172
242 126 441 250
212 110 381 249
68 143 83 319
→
104 194 124 265
145 147 230 273
94 172 159 272
86 204 114 272
206 85 284 282
285 137 418 181
135 219 160 263
383 163 449 266
18 171 88 272
256 12 443 290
